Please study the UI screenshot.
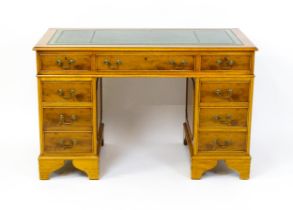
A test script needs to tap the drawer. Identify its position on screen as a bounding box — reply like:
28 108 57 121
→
199 108 248 128
96 55 194 70
43 108 92 131
200 81 250 103
39 53 91 71
198 132 247 152
44 132 92 154
201 55 250 71
42 81 92 103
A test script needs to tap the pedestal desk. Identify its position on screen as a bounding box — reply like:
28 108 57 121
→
34 29 257 180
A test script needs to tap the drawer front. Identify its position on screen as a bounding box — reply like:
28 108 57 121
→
44 132 92 154
39 54 91 71
198 132 247 152
43 108 92 131
201 55 250 71
200 81 250 103
42 81 92 103
96 55 194 70
199 108 248 128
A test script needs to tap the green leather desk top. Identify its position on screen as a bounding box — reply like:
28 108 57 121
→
48 29 243 45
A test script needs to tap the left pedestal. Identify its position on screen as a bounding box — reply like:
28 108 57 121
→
37 77 103 180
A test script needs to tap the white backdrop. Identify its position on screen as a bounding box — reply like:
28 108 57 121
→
0 0 293 209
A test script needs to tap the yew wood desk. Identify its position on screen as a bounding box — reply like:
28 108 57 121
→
34 29 257 180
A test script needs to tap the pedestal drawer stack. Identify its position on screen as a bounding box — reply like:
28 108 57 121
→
37 55 103 180
189 53 254 179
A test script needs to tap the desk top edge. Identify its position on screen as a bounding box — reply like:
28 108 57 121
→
33 28 257 51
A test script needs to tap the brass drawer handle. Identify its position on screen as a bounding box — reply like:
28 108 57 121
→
215 88 233 99
213 114 238 126
56 57 76 70
169 60 188 70
57 89 76 100
212 139 232 150
59 139 76 149
103 59 122 69
58 114 77 125
216 139 232 148
216 57 234 69
116 59 122 65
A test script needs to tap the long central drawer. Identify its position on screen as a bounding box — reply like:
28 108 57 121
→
96 55 194 71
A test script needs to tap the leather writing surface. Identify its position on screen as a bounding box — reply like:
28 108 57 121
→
48 29 243 45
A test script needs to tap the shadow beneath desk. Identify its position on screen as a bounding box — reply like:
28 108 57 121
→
99 142 191 179
100 104 189 179
99 143 128 178
148 142 191 177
